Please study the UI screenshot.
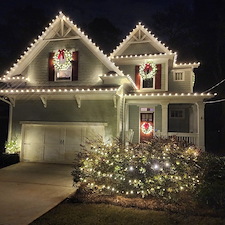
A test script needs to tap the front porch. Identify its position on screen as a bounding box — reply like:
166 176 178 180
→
124 94 208 150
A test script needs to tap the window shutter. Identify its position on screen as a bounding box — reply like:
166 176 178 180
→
135 65 140 89
48 52 55 81
155 64 161 89
72 51 79 81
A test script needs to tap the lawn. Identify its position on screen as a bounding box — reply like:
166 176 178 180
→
30 202 225 225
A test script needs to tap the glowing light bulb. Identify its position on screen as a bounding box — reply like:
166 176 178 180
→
153 164 159 170
129 166 134 171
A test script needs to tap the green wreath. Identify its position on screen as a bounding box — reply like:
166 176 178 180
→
139 61 157 80
53 49 73 70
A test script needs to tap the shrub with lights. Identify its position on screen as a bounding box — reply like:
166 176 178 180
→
5 138 20 154
72 137 202 201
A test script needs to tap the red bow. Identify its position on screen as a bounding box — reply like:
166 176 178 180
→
144 122 150 130
58 49 65 60
144 63 152 73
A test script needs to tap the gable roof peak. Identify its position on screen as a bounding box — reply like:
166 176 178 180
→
2 12 124 78
110 22 174 58
58 11 64 16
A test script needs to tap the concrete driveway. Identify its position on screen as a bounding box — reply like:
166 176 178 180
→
0 162 75 225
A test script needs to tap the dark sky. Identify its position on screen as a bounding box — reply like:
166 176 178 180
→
0 0 192 32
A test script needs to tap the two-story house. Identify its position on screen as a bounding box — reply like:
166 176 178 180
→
0 12 213 163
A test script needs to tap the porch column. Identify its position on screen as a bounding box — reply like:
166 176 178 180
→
161 102 168 137
123 102 129 142
196 102 205 150
189 104 198 133
122 98 126 144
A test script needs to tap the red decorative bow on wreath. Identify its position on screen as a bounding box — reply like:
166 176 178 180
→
58 49 65 60
144 63 152 74
143 122 150 130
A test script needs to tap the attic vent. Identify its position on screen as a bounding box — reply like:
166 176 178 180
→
174 72 184 81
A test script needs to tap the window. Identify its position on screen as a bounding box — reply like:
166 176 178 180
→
141 113 153 122
142 78 154 88
170 109 184 119
174 71 184 81
55 67 72 81
135 64 161 90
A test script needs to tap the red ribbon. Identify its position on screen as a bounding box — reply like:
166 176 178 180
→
144 63 152 73
144 122 150 130
58 49 65 60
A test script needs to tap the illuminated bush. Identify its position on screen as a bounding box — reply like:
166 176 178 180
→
5 138 20 154
72 137 202 200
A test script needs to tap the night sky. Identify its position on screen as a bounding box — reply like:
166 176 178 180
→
1 0 190 30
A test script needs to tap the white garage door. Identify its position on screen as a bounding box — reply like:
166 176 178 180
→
21 123 105 163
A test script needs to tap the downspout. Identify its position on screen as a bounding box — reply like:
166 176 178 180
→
8 104 13 141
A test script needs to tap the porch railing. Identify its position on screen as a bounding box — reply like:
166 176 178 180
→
167 132 198 145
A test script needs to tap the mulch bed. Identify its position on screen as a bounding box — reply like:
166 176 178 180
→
68 186 225 218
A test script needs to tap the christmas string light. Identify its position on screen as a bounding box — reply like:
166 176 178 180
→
73 138 202 199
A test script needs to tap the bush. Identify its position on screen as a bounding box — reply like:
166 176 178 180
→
196 154 225 208
72 137 202 201
5 138 20 154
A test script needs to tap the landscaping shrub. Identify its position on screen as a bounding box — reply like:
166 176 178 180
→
72 137 202 201
5 138 20 154
196 154 225 208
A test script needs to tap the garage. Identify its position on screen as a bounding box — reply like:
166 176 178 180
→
21 122 106 163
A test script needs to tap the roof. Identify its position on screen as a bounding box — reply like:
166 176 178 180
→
109 22 200 70
3 12 125 78
110 22 173 58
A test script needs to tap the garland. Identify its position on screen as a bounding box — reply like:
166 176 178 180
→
141 122 153 134
53 49 72 70
139 61 157 80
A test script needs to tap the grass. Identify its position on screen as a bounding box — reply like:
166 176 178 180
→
30 202 225 225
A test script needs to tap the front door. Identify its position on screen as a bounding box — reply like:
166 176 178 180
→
140 112 154 142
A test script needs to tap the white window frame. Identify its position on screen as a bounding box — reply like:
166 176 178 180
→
174 71 184 81
54 67 72 82
140 76 155 90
